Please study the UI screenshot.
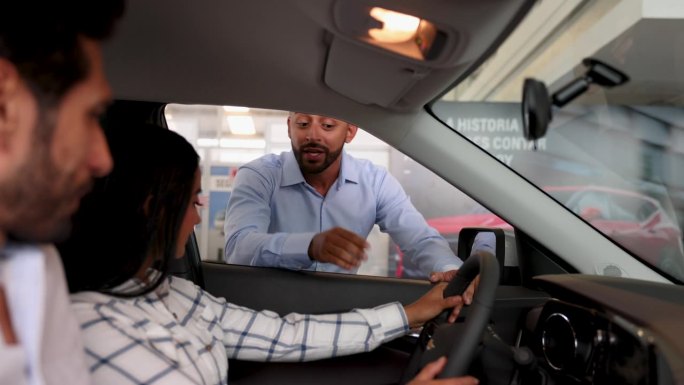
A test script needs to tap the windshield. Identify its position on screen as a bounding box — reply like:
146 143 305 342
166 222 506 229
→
432 1 684 280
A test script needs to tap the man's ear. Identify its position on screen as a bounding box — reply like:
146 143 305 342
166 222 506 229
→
345 124 358 143
287 116 292 139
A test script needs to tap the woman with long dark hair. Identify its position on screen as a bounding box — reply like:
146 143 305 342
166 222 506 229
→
58 124 477 385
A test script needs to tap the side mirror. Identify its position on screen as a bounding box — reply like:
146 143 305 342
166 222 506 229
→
457 227 505 283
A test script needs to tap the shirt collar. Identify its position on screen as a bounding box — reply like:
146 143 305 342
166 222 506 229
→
338 151 359 188
111 269 169 297
281 151 306 187
281 150 359 189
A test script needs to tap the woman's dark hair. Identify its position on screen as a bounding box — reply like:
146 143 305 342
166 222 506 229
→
58 124 199 296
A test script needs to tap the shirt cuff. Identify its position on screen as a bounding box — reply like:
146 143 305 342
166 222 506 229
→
373 302 409 340
280 232 317 268
472 232 496 255
438 263 462 272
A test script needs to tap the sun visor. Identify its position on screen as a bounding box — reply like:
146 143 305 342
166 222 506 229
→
324 38 433 107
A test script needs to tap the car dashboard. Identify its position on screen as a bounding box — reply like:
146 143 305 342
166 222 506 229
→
517 274 684 385
528 299 653 384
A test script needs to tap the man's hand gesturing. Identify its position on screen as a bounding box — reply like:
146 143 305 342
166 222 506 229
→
308 227 369 270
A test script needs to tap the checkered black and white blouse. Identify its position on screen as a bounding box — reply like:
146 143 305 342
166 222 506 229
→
70 275 409 385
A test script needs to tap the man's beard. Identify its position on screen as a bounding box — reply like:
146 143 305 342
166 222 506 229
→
293 143 343 175
0 122 89 243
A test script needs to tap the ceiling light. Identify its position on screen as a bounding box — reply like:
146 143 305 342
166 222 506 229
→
332 3 448 62
223 106 250 113
227 115 256 135
361 7 442 61
368 7 420 43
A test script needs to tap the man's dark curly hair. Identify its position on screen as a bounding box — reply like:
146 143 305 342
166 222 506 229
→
0 1 124 108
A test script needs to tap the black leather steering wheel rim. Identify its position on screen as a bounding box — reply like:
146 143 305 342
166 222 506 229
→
400 252 500 382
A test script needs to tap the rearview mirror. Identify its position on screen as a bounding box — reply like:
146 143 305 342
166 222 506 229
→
521 57 629 142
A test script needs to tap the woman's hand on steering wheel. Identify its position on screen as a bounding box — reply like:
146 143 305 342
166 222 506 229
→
403 283 465 328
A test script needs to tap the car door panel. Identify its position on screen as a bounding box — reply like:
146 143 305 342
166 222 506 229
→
202 262 548 385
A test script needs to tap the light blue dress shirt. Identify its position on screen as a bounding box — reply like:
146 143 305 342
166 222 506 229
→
223 150 462 274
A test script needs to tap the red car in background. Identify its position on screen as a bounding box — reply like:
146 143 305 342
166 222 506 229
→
394 185 684 278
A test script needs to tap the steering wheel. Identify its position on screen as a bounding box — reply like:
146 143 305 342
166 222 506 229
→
400 252 500 383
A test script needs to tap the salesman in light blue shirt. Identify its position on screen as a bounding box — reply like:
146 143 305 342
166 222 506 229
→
224 112 465 279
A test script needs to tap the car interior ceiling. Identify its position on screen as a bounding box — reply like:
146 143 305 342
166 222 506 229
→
104 0 536 114
98 1 684 384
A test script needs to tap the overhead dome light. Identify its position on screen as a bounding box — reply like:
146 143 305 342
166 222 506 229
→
331 2 448 62
362 7 443 61
368 7 420 43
